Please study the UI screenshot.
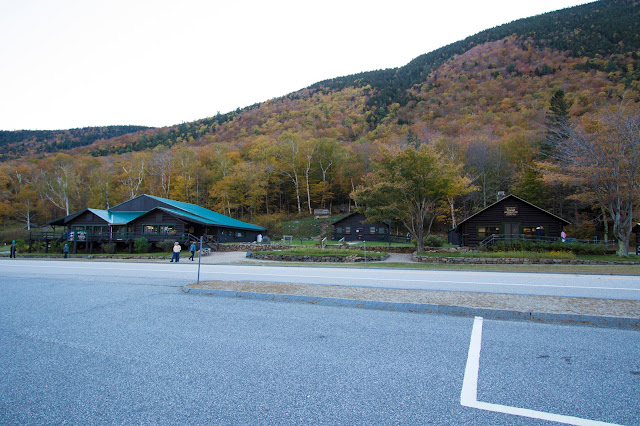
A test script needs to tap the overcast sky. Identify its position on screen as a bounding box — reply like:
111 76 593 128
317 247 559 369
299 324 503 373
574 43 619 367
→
0 0 595 131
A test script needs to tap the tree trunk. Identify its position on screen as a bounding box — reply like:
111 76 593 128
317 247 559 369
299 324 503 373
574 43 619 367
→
449 198 457 228
601 204 609 243
305 167 312 215
609 202 632 257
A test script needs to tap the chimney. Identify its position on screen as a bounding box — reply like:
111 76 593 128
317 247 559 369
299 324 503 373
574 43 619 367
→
497 191 506 201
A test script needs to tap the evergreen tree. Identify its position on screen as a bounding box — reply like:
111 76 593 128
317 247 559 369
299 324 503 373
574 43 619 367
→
540 89 570 158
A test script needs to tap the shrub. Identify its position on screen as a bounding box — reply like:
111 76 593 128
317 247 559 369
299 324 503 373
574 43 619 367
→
29 240 45 252
424 234 444 248
0 229 29 245
488 239 607 256
49 241 62 253
156 239 176 252
134 237 149 253
14 238 28 252
102 243 116 254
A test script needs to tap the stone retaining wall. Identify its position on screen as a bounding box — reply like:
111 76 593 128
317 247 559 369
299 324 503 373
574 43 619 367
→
412 253 640 265
216 243 420 254
248 252 390 263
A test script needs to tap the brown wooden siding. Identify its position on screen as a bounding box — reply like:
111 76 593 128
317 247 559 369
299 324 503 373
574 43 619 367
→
458 198 567 247
332 213 390 242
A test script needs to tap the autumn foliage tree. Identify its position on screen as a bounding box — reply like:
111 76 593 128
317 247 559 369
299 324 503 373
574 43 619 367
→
352 145 468 252
556 101 640 256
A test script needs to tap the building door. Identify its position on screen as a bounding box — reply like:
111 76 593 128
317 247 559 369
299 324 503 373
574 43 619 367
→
503 222 520 241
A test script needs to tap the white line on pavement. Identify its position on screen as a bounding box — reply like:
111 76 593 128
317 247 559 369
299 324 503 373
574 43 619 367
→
460 316 622 426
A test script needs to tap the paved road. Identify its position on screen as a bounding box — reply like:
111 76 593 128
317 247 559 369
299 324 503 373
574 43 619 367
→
3 259 640 300
1 260 639 424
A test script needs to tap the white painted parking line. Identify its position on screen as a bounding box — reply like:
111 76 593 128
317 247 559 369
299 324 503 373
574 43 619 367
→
460 316 622 426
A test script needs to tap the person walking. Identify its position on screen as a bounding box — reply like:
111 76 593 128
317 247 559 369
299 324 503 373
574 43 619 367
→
63 244 69 258
9 240 16 258
189 242 196 261
171 242 181 263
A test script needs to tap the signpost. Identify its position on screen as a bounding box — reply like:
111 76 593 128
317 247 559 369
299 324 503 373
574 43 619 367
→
197 236 202 284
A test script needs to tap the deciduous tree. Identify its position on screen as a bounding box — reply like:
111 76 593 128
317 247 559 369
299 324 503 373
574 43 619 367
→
556 101 640 256
352 145 466 252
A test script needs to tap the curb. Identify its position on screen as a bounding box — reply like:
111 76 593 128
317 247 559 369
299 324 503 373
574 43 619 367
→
183 287 639 330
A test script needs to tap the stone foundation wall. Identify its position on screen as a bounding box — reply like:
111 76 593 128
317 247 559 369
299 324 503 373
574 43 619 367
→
247 253 390 263
215 243 424 254
412 253 639 265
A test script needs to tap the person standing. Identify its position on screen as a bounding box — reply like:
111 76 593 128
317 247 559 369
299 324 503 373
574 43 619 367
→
561 229 567 243
189 242 196 261
9 240 16 258
63 244 69 258
171 242 181 263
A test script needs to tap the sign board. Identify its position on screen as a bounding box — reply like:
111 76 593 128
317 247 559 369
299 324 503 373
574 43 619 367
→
504 206 518 217
314 208 330 218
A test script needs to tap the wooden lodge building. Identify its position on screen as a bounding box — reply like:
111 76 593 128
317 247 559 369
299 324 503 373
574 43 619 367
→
41 194 266 253
448 194 570 248
332 213 392 242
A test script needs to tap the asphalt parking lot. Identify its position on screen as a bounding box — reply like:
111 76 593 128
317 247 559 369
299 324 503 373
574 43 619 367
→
1 261 638 424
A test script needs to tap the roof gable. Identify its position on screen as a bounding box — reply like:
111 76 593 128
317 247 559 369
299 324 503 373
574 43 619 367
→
144 195 266 231
331 212 361 225
455 194 570 229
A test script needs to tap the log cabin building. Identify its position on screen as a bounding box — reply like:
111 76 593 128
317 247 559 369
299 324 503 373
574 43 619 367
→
448 194 570 248
332 213 391 242
43 194 266 253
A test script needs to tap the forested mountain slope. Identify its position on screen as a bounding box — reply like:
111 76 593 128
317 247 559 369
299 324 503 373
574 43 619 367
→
0 126 151 161
1 0 639 237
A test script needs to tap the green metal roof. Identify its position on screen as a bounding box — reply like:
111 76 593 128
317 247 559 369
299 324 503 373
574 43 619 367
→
157 208 217 226
87 209 110 222
109 211 146 224
146 195 266 231
87 209 146 225
50 195 266 232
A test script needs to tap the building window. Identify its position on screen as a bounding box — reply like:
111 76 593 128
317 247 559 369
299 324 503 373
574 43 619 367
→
89 226 108 235
345 227 351 234
144 224 177 234
477 226 501 238
370 227 376 234
378 227 386 234
336 227 343 234
112 225 132 234
236 231 245 238
144 225 158 234
160 225 176 235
